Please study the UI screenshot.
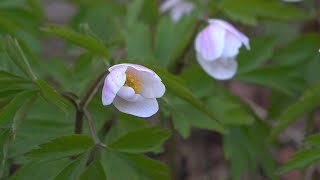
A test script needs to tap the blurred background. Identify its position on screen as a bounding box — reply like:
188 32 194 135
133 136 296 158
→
0 0 320 180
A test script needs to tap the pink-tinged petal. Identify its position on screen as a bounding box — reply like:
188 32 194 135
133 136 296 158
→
221 32 242 58
109 63 161 80
117 86 144 102
113 96 159 117
197 53 237 80
102 66 127 105
170 2 195 22
195 23 226 61
208 19 250 50
135 71 166 98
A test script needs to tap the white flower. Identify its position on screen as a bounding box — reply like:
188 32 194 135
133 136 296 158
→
195 19 250 80
102 63 165 117
160 0 195 22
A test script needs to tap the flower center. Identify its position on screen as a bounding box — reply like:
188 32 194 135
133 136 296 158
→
124 71 142 93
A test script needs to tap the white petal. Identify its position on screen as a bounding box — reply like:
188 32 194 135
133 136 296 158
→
136 71 166 99
208 19 250 50
197 53 238 80
113 96 159 117
195 23 226 61
117 86 144 102
109 63 161 80
102 66 127 105
221 32 242 58
170 2 195 22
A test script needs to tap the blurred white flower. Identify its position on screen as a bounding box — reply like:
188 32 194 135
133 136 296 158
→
160 0 195 22
102 63 165 117
195 19 250 80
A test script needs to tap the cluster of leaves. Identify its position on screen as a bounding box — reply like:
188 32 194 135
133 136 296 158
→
0 0 319 179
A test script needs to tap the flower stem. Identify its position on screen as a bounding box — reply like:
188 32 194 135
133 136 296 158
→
84 109 106 147
61 70 109 146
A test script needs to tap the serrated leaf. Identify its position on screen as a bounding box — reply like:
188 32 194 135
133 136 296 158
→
80 159 106 180
155 12 198 67
269 83 320 141
26 134 94 160
54 154 88 180
0 90 37 127
237 36 277 74
4 37 37 81
220 0 308 25
36 79 70 111
208 97 254 125
10 159 70 180
41 25 109 58
108 127 171 153
101 149 170 180
236 65 303 96
273 33 320 65
304 134 320 147
150 66 227 133
277 148 320 174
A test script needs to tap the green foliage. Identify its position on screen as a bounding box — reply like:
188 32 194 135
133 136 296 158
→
101 148 170 180
269 83 320 141
26 134 94 160
108 127 171 153
152 66 228 133
0 0 319 179
220 0 308 25
41 25 109 58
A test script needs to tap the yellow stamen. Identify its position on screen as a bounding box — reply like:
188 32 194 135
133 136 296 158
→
124 71 142 93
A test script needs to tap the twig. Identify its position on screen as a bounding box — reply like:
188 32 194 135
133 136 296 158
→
80 70 109 108
83 108 106 147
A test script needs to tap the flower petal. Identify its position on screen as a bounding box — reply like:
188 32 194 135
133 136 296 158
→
102 66 127 105
221 32 242 58
208 19 250 50
117 86 144 102
195 23 226 61
197 53 238 80
113 96 159 117
109 63 161 80
170 2 195 22
135 71 166 99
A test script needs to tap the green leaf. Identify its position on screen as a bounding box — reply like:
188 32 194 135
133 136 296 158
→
208 97 254 125
304 134 320 147
269 83 320 141
126 0 144 27
237 36 277 74
220 0 308 25
54 154 88 180
26 134 94 160
273 33 320 65
10 159 70 180
105 114 148 145
151 66 227 133
101 149 170 180
125 23 152 61
277 148 320 174
108 127 171 153
80 159 106 180
4 37 37 81
0 90 37 127
41 25 109 58
236 65 304 96
155 12 198 67
36 79 70 111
